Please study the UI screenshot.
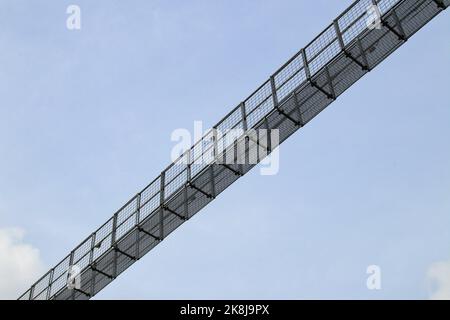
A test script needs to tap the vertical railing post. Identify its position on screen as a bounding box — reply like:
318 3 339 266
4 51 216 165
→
184 150 191 219
111 216 117 246
46 269 54 300
68 250 75 300
333 20 345 51
212 127 218 164
135 193 141 259
270 76 279 108
239 102 248 172
29 285 35 300
210 128 218 197
292 91 304 127
213 126 223 165
264 117 271 155
89 232 96 297
159 172 165 240
186 149 192 182
301 49 312 81
112 213 118 278
89 233 96 264
240 102 248 132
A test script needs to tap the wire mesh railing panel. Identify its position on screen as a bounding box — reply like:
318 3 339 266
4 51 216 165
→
339 0 374 45
378 0 401 14
164 162 188 200
139 193 160 221
276 68 307 102
95 218 114 244
116 214 137 240
116 197 138 227
305 25 341 75
246 98 274 128
190 134 211 177
74 252 91 271
48 255 71 296
244 81 272 115
31 271 52 300
73 236 92 263
339 0 373 31
141 177 160 207
50 272 68 297
93 234 112 260
215 108 245 163
90 218 114 262
273 53 304 88
216 106 244 132
18 290 31 300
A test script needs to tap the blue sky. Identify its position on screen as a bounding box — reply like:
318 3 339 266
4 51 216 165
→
0 0 449 299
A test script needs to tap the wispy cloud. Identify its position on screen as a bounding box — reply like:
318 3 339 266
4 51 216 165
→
0 228 45 299
427 260 450 300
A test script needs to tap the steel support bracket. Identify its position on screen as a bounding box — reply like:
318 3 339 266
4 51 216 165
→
162 205 188 221
113 245 138 261
90 265 115 280
188 182 215 199
137 226 162 241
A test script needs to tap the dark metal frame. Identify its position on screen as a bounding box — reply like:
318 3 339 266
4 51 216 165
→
19 0 448 300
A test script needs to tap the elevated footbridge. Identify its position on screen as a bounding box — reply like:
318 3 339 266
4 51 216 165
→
19 0 449 300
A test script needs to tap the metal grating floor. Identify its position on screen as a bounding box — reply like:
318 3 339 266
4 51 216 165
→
19 0 449 300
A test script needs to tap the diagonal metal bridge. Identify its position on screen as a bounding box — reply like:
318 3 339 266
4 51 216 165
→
19 0 449 300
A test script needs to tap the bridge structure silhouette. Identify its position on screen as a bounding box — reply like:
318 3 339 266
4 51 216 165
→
19 0 449 300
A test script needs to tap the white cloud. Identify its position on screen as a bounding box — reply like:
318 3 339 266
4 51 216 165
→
0 228 45 300
427 260 450 300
